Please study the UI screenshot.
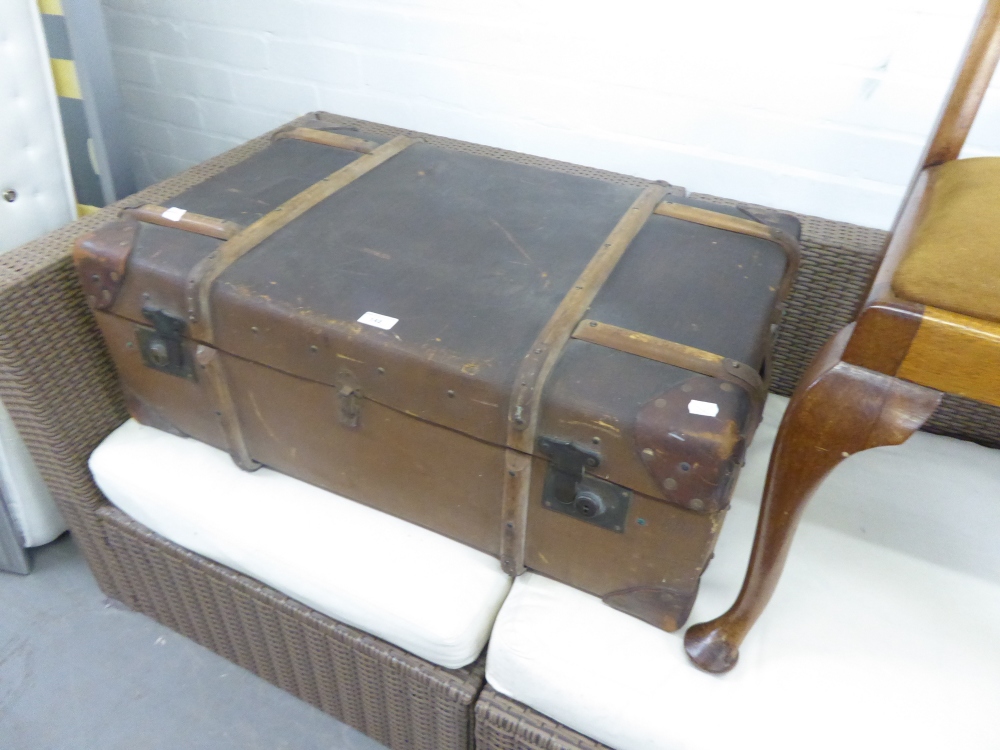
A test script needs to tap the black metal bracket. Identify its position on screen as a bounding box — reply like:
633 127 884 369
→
538 436 631 532
136 307 194 380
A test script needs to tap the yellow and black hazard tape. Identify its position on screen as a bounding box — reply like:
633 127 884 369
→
37 0 103 216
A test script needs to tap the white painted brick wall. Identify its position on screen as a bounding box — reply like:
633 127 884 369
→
101 0 999 229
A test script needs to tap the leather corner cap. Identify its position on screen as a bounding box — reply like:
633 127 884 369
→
892 157 1000 324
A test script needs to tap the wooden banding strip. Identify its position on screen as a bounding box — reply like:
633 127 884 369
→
654 200 801 327
499 184 668 576
185 135 416 344
274 126 379 154
507 185 670 448
572 319 765 399
653 201 775 240
654 201 800 271
124 204 242 240
195 344 260 472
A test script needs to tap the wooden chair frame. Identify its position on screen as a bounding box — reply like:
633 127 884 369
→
684 0 1000 673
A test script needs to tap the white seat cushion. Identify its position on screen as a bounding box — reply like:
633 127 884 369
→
89 420 511 669
487 396 1000 750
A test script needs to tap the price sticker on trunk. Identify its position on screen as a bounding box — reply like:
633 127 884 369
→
161 206 187 221
687 400 720 417
358 311 399 330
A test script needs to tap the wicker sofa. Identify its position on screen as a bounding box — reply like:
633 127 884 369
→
2 112 998 750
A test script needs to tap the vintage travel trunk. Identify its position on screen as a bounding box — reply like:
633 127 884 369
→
75 116 799 632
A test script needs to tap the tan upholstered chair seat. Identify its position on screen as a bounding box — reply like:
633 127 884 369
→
893 157 1000 322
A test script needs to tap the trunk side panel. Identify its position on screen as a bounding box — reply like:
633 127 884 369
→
221 354 505 555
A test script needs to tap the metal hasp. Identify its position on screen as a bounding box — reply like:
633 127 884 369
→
538 436 631 532
137 308 194 380
338 386 363 428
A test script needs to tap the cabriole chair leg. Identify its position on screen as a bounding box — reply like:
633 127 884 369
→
684 326 942 673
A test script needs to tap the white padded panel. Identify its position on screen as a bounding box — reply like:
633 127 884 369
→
0 398 65 547
487 396 1000 750
0 0 76 254
89 420 512 668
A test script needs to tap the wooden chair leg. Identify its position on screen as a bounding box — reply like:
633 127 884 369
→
684 326 942 673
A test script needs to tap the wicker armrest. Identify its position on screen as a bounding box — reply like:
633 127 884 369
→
0 119 314 593
0 127 288 509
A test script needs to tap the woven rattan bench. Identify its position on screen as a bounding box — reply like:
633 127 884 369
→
2 112 998 750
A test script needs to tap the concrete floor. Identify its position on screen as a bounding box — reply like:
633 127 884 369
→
0 534 386 750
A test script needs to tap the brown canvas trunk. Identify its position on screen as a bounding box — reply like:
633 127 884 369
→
74 116 799 632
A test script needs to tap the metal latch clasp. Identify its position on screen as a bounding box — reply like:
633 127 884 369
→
538 436 631 532
136 307 194 380
338 385 362 428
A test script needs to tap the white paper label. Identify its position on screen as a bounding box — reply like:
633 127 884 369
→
687 400 719 417
161 206 187 221
357 311 398 330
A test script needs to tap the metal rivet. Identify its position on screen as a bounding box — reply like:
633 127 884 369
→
377 367 385 375
2 189 17 203
310 344 318 353
662 477 678 490
679 462 691 472
654 398 667 408
447 389 455 398
720 382 734 392
681 383 693 393
91 274 100 282
589 321 598 327
690 498 705 511
591 436 600 445
251 326 259 334
642 448 654 459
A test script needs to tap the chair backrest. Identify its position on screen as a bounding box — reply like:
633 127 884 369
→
920 0 1000 170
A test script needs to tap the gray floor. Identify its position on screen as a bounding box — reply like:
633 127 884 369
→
0 534 386 750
